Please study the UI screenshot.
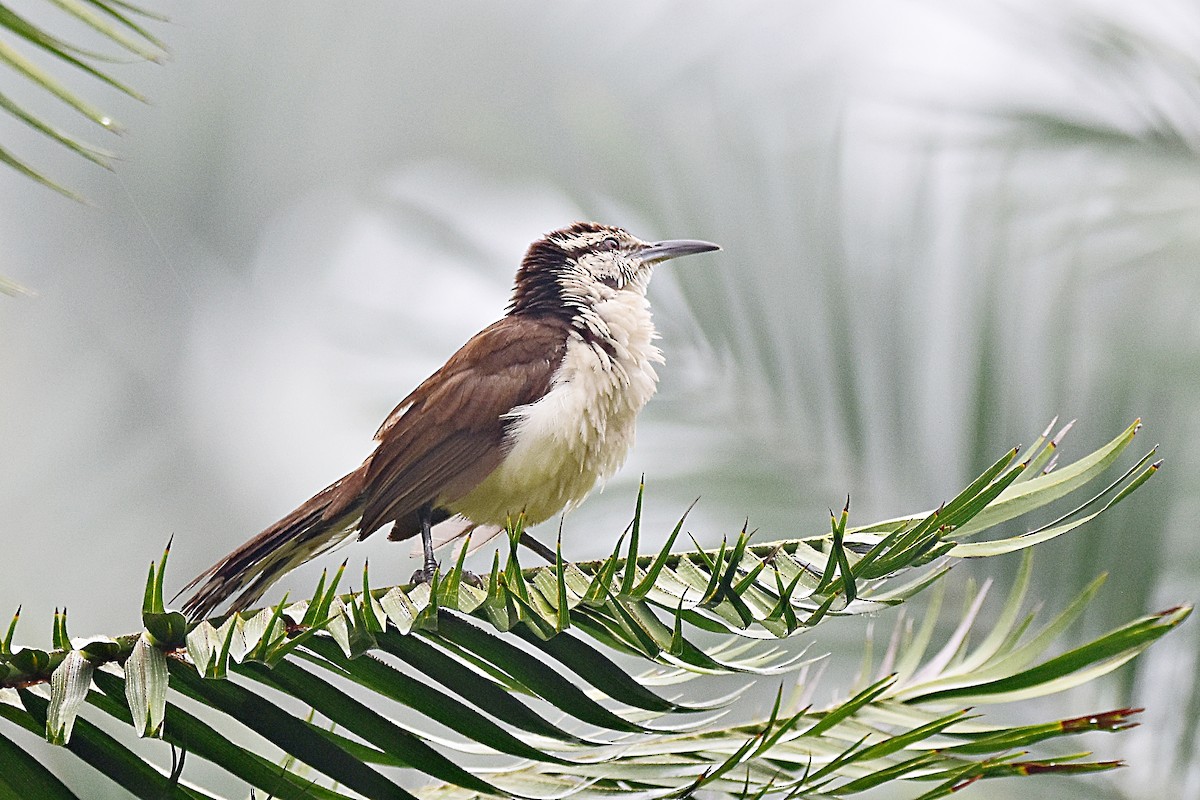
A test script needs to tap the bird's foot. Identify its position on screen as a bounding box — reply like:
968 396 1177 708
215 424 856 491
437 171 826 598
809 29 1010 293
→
410 563 438 585
410 565 483 589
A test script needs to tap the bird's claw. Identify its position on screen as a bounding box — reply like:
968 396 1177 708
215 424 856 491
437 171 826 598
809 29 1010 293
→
410 561 439 585
410 565 483 589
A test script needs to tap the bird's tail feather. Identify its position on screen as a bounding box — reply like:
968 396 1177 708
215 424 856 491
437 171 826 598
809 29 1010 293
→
178 479 364 620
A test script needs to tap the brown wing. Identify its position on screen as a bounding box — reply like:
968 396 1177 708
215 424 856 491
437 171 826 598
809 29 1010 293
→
355 314 570 538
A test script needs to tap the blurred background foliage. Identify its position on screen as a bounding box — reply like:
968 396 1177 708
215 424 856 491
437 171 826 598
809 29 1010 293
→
1 1 1197 797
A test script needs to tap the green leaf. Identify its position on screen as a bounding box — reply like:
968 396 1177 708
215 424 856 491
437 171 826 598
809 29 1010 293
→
553 534 570 631
951 455 1160 557
603 593 671 656
942 707 1142 754
8 690 210 800
304 561 348 628
437 536 474 608
236 659 502 794
620 479 645 596
830 500 856 604
952 419 1141 540
298 635 572 766
1015 417 1063 480
0 5 147 98
631 498 694 598
512 625 695 713
344 592 380 655
358 564 384 633
79 0 168 46
89 670 351 800
373 629 589 744
166 660 420 800
433 612 648 733
951 550 1035 673
0 40 122 132
803 676 895 738
582 530 625 606
0 725 79 799
696 534 729 605
247 595 292 663
0 144 83 201
894 574 1106 699
907 605 1190 704
833 753 942 793
141 542 188 647
0 0 165 197
42 0 166 60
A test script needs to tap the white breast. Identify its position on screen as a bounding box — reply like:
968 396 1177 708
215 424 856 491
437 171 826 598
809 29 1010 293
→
448 291 662 526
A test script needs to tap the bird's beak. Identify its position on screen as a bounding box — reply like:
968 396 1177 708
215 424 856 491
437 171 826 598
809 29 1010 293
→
637 239 721 264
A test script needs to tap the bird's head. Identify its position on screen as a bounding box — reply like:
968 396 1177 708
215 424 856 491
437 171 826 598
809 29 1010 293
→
508 222 719 326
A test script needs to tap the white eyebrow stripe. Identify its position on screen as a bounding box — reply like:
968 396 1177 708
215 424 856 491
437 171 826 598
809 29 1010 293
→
554 231 606 250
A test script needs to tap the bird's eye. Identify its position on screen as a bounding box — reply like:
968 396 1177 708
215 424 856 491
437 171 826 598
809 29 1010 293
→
600 236 620 252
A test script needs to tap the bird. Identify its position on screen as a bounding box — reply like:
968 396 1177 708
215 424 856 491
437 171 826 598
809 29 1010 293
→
179 221 719 619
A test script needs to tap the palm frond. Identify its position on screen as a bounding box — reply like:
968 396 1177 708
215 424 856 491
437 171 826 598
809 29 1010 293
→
0 0 166 198
0 420 1185 798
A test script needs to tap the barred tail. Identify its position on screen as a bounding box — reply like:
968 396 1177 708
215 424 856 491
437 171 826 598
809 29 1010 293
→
179 474 365 620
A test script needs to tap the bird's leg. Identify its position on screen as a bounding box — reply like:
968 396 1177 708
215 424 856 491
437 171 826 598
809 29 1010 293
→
519 532 558 564
410 502 439 584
